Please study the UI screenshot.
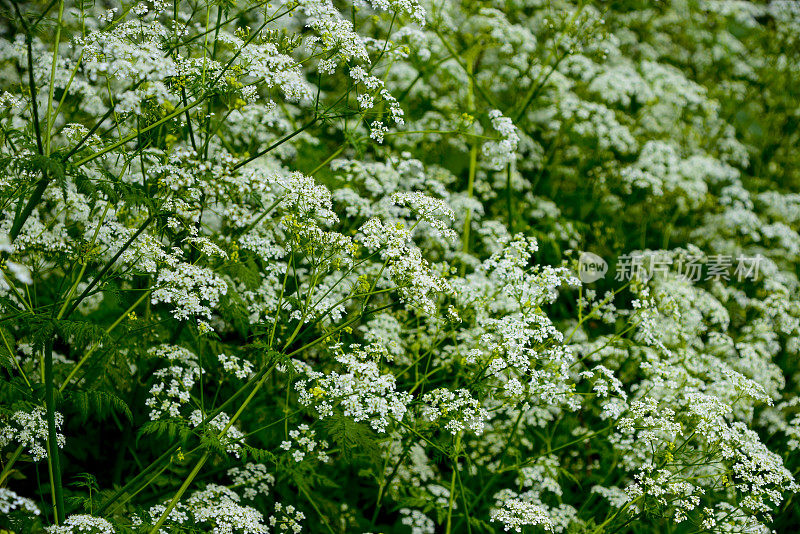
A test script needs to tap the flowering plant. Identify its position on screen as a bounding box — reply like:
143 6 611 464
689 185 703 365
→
1 0 799 533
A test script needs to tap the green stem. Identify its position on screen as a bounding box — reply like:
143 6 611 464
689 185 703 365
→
232 117 318 171
62 213 155 319
57 204 111 319
44 340 65 524
97 359 284 515
0 329 32 390
445 436 460 534
44 0 65 156
148 451 211 533
0 446 24 486
298 483 336 534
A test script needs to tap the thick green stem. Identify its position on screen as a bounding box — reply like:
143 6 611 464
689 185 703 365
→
9 176 48 243
44 340 65 524
148 451 210 533
461 142 478 257
72 97 207 167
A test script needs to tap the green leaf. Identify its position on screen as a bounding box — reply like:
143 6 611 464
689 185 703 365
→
322 415 381 465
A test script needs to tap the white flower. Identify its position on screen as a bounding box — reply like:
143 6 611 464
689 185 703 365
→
482 110 520 170
0 488 39 516
421 388 490 435
490 492 554 532
46 514 115 533
0 407 65 462
152 263 228 321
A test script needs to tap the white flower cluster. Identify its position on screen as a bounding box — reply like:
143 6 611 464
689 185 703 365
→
349 66 405 126
227 463 275 500
588 63 654 107
280 423 330 463
399 508 435 534
277 171 338 223
363 0 426 25
0 487 39 516
46 515 115 534
296 344 411 432
218 353 254 380
147 484 269 533
557 93 637 154
269 502 305 534
390 191 457 241
0 407 65 461
490 491 554 533
297 0 370 65
619 141 739 212
145 345 200 421
229 37 313 103
468 234 579 311
152 263 228 321
1 0 800 532
421 388 490 435
482 110 520 170
473 313 565 377
359 217 452 315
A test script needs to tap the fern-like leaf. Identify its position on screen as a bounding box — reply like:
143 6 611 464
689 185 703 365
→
322 415 381 464
67 389 133 423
